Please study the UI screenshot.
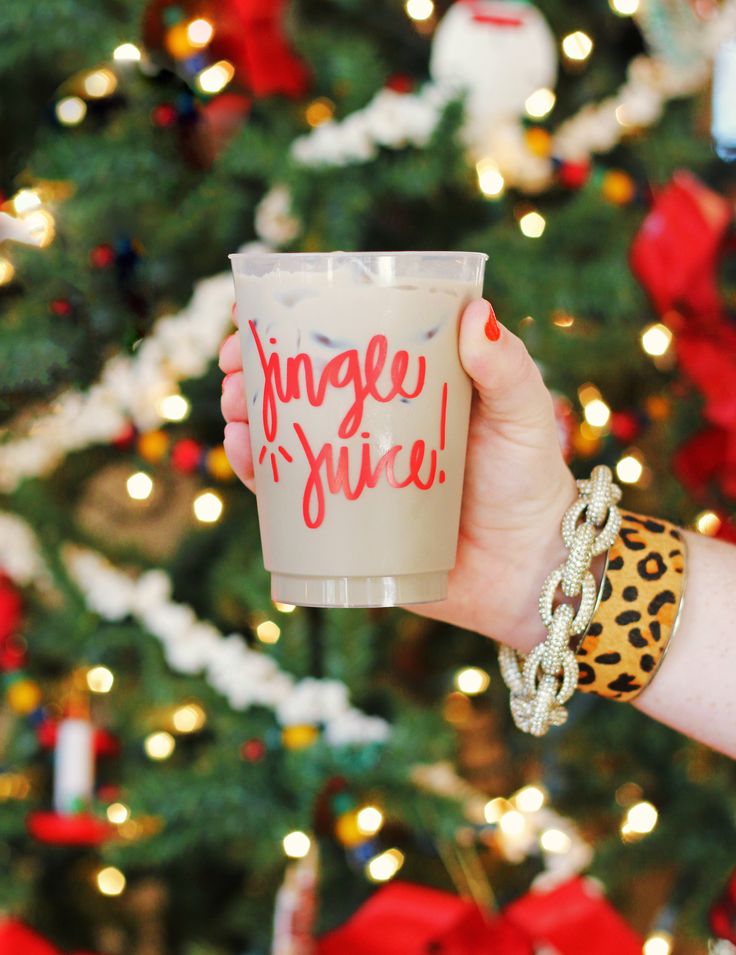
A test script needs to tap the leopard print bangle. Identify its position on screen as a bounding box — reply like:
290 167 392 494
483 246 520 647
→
575 511 686 702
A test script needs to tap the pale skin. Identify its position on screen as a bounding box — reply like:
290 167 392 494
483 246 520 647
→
220 299 736 759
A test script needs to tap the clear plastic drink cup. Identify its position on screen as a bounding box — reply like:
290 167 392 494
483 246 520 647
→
229 250 487 607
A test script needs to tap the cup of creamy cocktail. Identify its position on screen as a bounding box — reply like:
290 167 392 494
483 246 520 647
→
229 251 487 607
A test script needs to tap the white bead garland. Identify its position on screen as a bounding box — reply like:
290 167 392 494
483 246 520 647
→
0 514 390 747
285 1 736 194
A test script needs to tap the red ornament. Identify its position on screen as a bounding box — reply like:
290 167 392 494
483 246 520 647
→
89 244 115 268
171 438 203 473
49 299 72 316
610 411 641 444
386 74 414 94
112 422 137 449
0 574 22 644
152 103 179 127
241 737 266 761
710 868 736 943
558 160 591 190
0 635 26 671
27 811 114 846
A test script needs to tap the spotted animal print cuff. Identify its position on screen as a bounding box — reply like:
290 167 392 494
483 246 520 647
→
575 510 686 702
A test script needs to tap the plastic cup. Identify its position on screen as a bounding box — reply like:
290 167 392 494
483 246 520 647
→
229 250 487 607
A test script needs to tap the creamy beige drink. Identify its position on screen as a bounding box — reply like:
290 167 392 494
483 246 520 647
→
230 251 486 607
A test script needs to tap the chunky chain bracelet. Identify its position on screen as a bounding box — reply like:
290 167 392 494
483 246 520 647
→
498 465 622 737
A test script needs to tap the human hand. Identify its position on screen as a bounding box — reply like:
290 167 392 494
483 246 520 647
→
219 300 576 652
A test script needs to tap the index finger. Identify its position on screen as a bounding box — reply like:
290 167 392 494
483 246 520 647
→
219 332 243 374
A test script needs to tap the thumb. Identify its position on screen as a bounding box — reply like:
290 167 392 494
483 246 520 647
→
459 299 555 433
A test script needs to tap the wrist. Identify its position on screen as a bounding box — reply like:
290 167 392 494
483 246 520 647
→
496 468 577 653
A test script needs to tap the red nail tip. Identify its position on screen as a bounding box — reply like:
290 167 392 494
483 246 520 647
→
484 303 500 341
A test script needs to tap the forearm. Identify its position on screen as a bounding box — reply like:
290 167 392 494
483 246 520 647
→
633 530 736 758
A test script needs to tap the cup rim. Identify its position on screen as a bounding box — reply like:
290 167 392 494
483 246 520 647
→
229 250 489 262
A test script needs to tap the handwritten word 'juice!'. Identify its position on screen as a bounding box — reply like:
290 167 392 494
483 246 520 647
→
249 320 449 529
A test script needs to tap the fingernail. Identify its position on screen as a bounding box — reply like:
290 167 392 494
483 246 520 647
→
484 302 500 342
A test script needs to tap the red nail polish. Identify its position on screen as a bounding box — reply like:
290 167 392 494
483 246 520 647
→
484 302 500 341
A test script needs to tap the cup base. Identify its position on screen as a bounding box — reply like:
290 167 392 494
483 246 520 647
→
271 572 448 608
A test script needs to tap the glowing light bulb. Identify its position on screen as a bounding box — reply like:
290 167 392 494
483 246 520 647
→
305 98 335 127
513 785 546 813
625 800 658 834
172 703 206 733
158 393 190 422
583 398 611 428
126 471 154 501
476 158 505 198
21 210 55 248
552 310 575 328
56 96 87 126
484 797 512 824
405 0 434 20
96 866 126 896
106 802 130 824
274 602 296 613
641 323 672 357
83 69 118 98
643 933 673 955
256 620 281 644
694 510 721 536
577 382 601 406
113 43 142 62
0 258 15 286
12 189 41 215
144 731 175 760
283 830 311 858
539 828 572 853
366 848 405 882
454 666 490 695
196 60 235 94
193 490 223 523
616 453 644 485
562 31 594 62
519 211 546 238
499 809 526 836
86 666 114 693
357 806 384 835
186 18 214 47
525 87 556 119
610 0 639 14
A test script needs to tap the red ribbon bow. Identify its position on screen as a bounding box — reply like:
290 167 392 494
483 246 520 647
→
0 919 98 955
317 878 642 955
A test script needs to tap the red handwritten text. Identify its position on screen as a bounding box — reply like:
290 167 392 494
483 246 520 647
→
248 321 448 528
249 320 426 440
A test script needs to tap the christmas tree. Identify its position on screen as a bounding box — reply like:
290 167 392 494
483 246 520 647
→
1 0 736 952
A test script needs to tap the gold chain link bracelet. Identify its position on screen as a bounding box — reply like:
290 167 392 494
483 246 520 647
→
498 465 622 736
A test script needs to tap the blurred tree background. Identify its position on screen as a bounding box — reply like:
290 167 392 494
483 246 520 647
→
1 0 736 952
